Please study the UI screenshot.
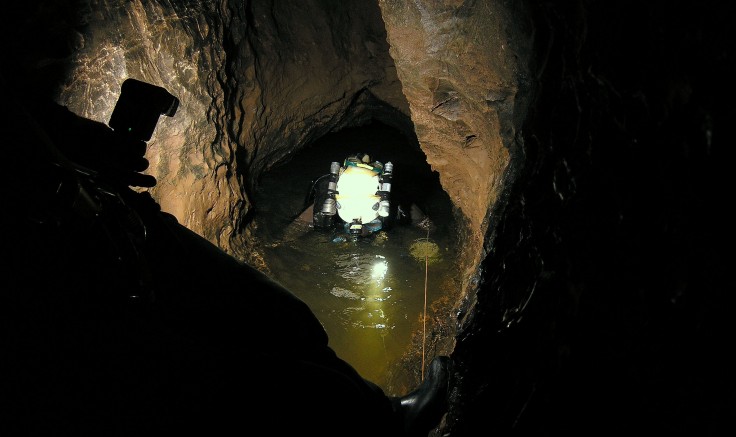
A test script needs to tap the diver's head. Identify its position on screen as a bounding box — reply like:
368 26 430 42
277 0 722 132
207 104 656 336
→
347 152 371 165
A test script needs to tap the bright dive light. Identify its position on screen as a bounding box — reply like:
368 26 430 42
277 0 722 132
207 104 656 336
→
335 166 381 224
371 257 388 282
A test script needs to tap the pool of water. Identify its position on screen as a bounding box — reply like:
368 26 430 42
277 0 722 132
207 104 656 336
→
251 122 458 394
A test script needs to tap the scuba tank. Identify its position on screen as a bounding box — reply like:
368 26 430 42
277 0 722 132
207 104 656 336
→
321 161 341 216
312 161 341 230
377 161 392 218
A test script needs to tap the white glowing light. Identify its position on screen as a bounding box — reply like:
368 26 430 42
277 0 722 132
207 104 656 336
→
371 258 388 282
336 166 381 224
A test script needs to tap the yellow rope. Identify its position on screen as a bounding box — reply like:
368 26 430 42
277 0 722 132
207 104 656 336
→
421 227 430 381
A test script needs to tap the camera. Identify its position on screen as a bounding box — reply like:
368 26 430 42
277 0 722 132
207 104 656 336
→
109 78 179 142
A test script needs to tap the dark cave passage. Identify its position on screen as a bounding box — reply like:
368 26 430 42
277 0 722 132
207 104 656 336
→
250 120 460 394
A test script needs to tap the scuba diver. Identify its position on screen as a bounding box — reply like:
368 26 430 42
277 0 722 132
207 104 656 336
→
311 152 394 237
0 28 450 434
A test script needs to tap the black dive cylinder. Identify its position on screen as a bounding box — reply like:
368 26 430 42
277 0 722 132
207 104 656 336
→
377 161 392 219
312 161 341 230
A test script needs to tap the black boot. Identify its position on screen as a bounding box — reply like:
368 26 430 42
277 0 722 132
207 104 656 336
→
392 356 452 436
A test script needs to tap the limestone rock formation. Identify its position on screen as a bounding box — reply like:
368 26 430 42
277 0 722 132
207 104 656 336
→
378 0 533 279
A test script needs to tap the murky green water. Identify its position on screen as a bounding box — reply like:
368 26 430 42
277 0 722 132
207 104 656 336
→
252 122 457 393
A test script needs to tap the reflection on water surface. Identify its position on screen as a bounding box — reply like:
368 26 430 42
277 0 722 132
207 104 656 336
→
260 224 453 393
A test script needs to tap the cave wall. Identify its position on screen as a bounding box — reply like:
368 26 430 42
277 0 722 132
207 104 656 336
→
49 0 407 264
441 1 736 435
55 1 231 247
378 0 535 282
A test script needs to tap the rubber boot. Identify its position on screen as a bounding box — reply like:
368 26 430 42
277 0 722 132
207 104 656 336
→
392 356 451 436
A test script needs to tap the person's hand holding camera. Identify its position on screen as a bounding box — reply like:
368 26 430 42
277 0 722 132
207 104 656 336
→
38 79 177 189
45 103 157 188
79 117 158 188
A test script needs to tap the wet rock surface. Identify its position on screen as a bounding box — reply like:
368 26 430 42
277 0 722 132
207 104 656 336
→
445 1 736 435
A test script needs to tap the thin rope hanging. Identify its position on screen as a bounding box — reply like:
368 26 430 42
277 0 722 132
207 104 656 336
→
421 226 430 381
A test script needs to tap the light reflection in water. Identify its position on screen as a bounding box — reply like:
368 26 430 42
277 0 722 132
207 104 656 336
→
251 122 459 395
259 224 452 394
333 252 393 331
372 257 388 283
